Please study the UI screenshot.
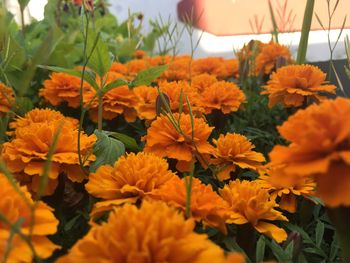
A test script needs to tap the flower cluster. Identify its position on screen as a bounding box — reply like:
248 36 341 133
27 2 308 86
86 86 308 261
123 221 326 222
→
0 82 15 116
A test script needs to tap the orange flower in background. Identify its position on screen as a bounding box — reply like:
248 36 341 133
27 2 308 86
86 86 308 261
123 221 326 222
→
159 56 191 82
211 133 265 181
86 152 176 218
84 71 139 122
269 98 350 207
0 173 59 262
0 82 15 116
134 85 158 120
191 74 218 93
57 201 243 263
133 49 146 59
152 176 230 234
192 57 230 79
159 80 203 115
109 62 128 76
39 72 91 108
8 108 78 135
258 165 315 213
125 59 147 79
146 55 172 67
262 64 336 108
143 113 214 171
223 58 240 79
219 179 288 243
200 81 246 114
255 42 292 75
2 109 96 195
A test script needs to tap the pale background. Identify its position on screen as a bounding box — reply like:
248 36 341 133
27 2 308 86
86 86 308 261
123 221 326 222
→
5 0 350 62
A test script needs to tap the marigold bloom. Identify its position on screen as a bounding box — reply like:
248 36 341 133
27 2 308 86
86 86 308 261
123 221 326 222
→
159 56 191 81
125 59 147 79
84 72 139 122
109 62 128 76
39 72 91 108
57 201 243 263
224 58 239 79
86 152 176 218
255 42 292 75
200 81 246 114
269 98 350 207
0 82 15 116
159 80 203 115
133 85 158 120
152 177 230 233
8 108 78 136
211 133 265 181
2 110 96 195
192 57 230 79
143 113 214 171
258 165 315 213
146 55 172 67
219 179 288 243
191 74 218 93
262 65 336 108
0 173 59 262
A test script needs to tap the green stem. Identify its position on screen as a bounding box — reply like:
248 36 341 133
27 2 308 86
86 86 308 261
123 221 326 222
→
185 162 195 218
97 93 103 131
296 0 315 64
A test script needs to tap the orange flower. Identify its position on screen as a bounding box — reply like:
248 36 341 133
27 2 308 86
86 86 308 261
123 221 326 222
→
57 201 243 263
223 58 240 79
0 173 59 262
200 81 246 114
255 42 292 75
258 165 315 213
143 113 214 171
192 57 230 79
84 72 139 122
191 74 218 93
2 109 96 195
133 49 146 59
0 82 15 116
125 59 147 79
86 152 176 218
133 85 158 120
219 179 288 243
269 98 350 207
211 133 266 181
159 56 191 81
159 80 203 115
39 72 91 108
146 55 172 67
262 65 336 108
8 108 78 136
109 62 128 76
152 176 230 234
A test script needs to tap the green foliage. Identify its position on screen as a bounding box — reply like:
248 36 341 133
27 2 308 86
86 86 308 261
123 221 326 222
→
130 64 169 88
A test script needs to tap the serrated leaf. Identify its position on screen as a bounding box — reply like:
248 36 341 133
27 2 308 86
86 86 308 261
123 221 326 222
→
315 221 325 247
130 64 168 88
101 78 128 94
87 32 112 78
90 130 125 172
39 65 99 90
267 240 292 262
256 235 266 263
108 132 140 151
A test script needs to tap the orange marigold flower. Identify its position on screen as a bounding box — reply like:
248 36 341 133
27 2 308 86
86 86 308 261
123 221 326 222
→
211 133 266 181
200 81 246 114
125 59 147 79
86 152 176 218
262 64 336 108
0 173 59 262
57 201 243 263
8 108 78 135
134 85 158 120
219 179 288 243
269 98 350 207
0 82 15 116
159 80 203 115
192 57 230 79
133 49 146 59
224 58 240 79
109 62 128 76
191 74 218 93
159 56 191 81
143 113 214 172
258 165 315 213
84 72 139 123
255 42 292 75
152 176 230 234
2 110 96 195
146 55 172 67
39 72 91 108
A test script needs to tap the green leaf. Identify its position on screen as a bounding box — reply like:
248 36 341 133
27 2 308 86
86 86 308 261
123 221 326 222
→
14 97 33 116
39 65 99 90
256 235 266 263
315 220 325 247
64 214 81 232
101 78 128 94
18 0 30 10
90 130 125 172
266 240 292 262
0 35 26 72
87 31 112 78
107 132 140 151
130 64 168 88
